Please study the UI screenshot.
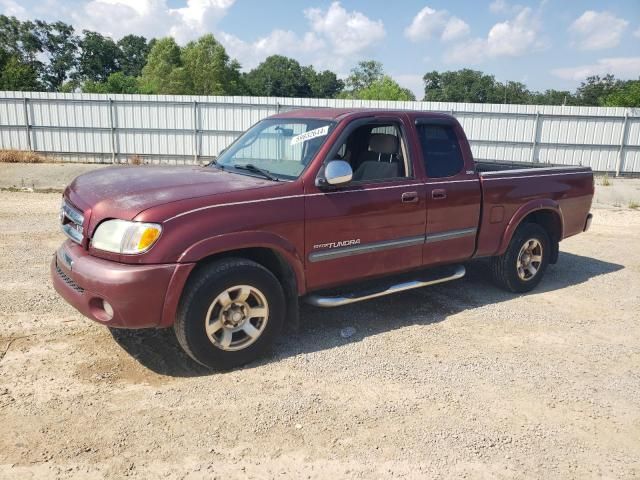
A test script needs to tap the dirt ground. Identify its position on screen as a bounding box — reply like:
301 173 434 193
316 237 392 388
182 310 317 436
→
0 182 639 478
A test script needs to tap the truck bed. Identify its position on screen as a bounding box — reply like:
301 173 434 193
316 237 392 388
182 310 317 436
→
475 160 566 173
473 164 594 258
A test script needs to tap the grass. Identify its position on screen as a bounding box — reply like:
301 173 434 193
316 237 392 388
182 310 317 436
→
0 149 45 163
629 201 639 210
128 154 144 165
600 174 612 187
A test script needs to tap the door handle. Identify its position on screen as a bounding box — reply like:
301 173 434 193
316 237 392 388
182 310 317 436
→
432 189 447 200
401 191 419 203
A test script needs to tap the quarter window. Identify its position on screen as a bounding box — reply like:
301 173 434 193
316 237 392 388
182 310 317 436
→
417 124 464 178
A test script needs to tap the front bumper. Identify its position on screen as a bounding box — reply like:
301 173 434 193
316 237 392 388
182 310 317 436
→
51 240 194 328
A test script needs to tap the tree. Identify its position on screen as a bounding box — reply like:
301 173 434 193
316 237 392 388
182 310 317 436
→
82 71 140 93
245 55 310 97
139 37 183 94
423 69 501 103
341 60 414 100
346 60 384 91
76 30 119 83
495 81 531 104
226 59 248 95
350 76 415 101
576 75 621 106
0 16 42 64
117 35 150 78
529 89 576 106
603 79 640 107
302 66 343 98
181 34 246 95
0 15 45 87
0 53 41 90
35 20 78 91
245 57 343 98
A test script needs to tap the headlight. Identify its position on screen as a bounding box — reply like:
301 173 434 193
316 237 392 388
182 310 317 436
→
91 220 162 254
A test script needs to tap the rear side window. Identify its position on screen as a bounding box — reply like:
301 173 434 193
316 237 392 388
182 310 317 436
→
417 124 464 178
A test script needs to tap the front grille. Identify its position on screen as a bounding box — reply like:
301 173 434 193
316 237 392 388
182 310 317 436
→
55 264 85 293
60 199 85 244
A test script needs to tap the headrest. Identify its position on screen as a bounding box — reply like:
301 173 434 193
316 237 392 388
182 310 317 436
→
369 133 398 155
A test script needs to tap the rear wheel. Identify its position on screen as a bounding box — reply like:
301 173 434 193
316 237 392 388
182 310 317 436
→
490 223 550 293
174 258 285 369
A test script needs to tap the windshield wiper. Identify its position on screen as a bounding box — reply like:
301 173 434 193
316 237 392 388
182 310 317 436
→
233 164 279 181
208 158 224 169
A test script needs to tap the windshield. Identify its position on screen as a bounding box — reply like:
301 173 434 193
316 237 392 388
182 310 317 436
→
215 118 335 180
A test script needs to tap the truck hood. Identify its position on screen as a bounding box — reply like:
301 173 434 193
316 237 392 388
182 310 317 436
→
65 166 271 232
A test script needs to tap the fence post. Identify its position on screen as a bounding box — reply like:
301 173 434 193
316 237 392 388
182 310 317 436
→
530 111 541 163
108 98 117 163
193 101 199 164
615 111 629 177
22 97 32 151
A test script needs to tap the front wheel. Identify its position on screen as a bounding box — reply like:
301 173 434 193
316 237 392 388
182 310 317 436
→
174 258 285 369
490 223 551 293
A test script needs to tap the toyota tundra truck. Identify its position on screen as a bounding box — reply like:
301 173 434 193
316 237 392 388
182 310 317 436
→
52 108 594 369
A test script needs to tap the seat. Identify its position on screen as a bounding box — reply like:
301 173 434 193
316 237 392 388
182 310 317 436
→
352 133 401 181
352 161 399 181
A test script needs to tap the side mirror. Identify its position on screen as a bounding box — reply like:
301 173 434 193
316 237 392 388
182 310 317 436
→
319 160 353 187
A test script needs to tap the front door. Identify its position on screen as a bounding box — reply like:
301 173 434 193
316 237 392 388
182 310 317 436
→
304 118 427 291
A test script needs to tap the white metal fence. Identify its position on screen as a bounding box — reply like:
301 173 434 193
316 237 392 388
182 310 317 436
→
1 91 638 174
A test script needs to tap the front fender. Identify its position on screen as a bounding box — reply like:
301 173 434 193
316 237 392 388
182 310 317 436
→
178 230 306 295
497 199 564 255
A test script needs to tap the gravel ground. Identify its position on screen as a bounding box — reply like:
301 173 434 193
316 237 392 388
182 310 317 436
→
0 189 639 479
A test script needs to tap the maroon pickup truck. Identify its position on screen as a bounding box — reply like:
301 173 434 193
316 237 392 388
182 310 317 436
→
52 108 594 369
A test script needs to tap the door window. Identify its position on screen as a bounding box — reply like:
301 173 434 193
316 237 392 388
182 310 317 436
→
417 124 464 178
330 123 411 183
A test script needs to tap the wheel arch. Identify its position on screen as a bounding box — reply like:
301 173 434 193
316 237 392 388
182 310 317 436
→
175 232 305 330
498 200 564 263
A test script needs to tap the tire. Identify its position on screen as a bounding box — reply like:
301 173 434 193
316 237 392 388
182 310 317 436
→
490 223 551 293
174 258 285 370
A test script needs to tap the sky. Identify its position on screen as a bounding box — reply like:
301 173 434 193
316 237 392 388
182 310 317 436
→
2 0 639 98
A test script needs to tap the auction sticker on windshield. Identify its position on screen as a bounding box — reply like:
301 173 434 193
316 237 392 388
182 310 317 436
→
290 126 329 146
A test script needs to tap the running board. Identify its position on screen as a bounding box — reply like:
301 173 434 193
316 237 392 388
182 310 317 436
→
305 265 466 308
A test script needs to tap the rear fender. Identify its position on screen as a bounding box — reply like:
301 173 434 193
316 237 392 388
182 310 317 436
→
178 231 306 295
497 199 564 256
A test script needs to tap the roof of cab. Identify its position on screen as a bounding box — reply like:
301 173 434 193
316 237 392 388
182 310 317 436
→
270 107 453 122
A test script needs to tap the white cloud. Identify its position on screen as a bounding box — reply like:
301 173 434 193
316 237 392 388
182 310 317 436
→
405 6 469 42
552 57 640 81
304 2 385 57
487 7 540 56
446 38 487 65
489 0 522 15
70 0 234 43
445 7 544 64
634 27 640 39
569 11 628 51
442 17 471 42
1 0 383 72
393 74 424 100
220 30 324 70
221 2 385 70
0 0 27 18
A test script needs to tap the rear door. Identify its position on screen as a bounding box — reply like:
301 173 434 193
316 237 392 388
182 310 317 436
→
304 116 427 291
415 119 481 265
